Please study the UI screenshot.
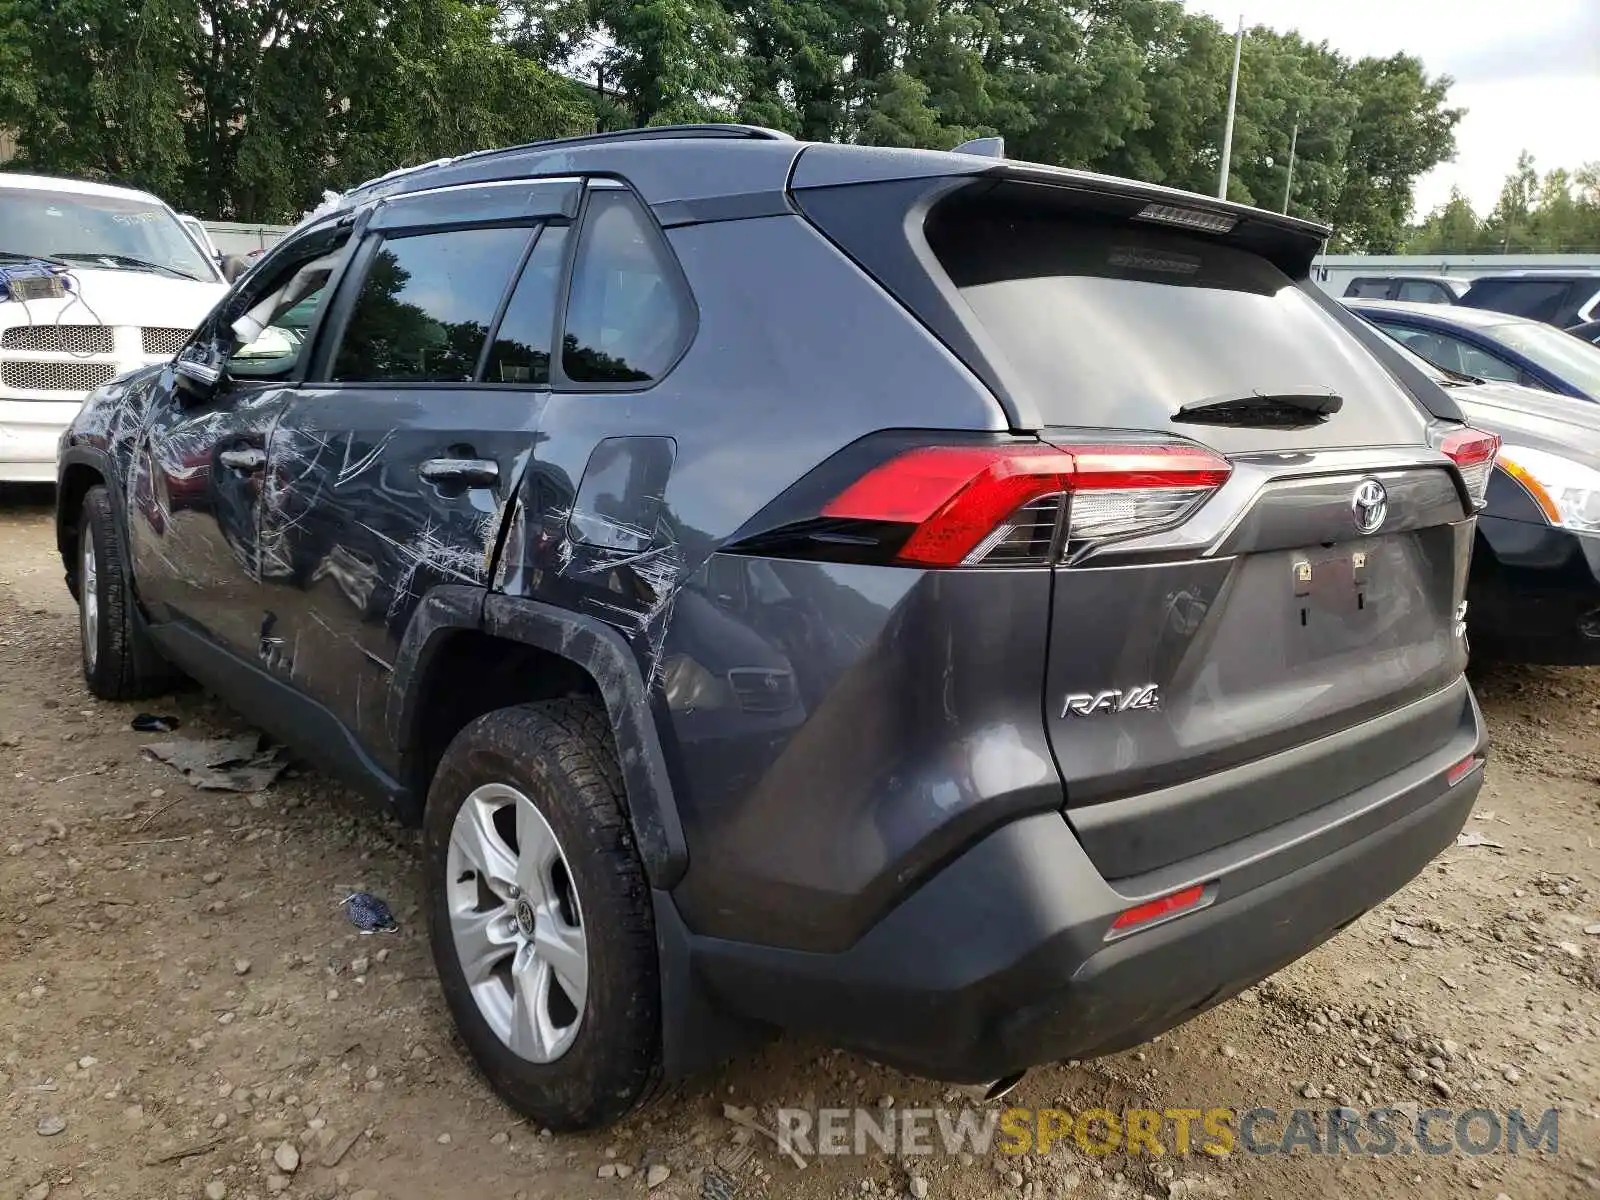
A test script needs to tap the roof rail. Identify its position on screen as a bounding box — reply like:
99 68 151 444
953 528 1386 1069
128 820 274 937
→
455 123 795 166
335 124 798 208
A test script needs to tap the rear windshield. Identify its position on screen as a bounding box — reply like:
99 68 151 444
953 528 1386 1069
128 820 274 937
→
925 206 1424 441
1462 279 1576 323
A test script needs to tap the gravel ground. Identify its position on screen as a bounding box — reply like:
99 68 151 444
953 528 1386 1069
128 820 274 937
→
1 486 1596 1200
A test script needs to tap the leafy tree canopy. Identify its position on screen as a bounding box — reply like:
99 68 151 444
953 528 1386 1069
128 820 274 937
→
1 0 1465 249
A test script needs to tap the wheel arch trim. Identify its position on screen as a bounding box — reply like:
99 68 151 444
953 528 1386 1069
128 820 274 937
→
390 587 688 888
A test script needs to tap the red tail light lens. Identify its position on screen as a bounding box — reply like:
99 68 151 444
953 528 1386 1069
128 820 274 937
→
821 442 1230 567
1438 427 1500 509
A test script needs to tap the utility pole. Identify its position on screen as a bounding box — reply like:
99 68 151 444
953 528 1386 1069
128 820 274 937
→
1282 117 1299 214
1218 14 1243 200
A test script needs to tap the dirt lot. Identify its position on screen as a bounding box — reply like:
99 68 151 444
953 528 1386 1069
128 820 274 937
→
1 485 1596 1200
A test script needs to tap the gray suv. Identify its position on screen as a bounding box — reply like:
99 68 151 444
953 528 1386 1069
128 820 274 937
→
54 125 1495 1130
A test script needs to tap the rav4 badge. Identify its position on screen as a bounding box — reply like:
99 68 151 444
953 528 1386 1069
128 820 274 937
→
1061 684 1162 719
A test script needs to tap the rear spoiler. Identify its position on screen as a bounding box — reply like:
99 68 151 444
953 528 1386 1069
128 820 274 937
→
790 144 1329 279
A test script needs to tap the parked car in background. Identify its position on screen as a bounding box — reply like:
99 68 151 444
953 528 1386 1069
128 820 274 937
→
178 214 220 263
1343 274 1468 304
0 172 229 482
1346 299 1600 403
1568 318 1600 347
1363 330 1600 663
1457 270 1600 329
56 125 1494 1131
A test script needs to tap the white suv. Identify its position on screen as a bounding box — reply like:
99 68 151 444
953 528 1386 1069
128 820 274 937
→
0 173 228 482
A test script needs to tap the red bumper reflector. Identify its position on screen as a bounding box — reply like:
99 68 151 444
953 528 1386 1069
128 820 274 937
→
1445 755 1481 787
1109 883 1208 934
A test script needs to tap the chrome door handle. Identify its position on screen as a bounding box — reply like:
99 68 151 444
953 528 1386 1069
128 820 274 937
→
219 447 267 472
420 457 499 487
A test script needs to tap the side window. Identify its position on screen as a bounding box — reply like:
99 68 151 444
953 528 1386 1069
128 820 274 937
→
1397 280 1446 303
225 245 344 381
1345 279 1390 299
561 190 691 385
483 224 569 384
1453 340 1520 382
1376 323 1465 375
330 226 530 383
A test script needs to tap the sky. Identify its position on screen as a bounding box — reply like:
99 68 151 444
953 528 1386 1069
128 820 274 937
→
1181 0 1600 218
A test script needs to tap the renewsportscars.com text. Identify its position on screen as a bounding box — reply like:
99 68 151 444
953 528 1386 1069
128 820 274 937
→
776 1106 1562 1158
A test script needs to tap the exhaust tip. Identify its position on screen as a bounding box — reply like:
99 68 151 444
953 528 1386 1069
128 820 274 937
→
953 1070 1028 1103
984 1070 1028 1102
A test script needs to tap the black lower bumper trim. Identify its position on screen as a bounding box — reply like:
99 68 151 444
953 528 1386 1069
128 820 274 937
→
685 707 1484 1082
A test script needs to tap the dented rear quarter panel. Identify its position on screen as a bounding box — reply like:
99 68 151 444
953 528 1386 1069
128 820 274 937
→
494 212 1057 948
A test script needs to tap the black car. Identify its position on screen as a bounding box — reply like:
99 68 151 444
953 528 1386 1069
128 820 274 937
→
54 124 1494 1130
1570 318 1600 347
1457 270 1600 329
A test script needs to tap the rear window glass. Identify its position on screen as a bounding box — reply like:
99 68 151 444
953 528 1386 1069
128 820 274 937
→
925 208 1418 435
1463 279 1569 323
1396 280 1448 303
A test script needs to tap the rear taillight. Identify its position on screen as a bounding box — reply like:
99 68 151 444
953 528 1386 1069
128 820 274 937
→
1438 427 1500 509
820 442 1231 567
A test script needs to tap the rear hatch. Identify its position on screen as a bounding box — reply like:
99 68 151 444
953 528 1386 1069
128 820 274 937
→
793 155 1485 881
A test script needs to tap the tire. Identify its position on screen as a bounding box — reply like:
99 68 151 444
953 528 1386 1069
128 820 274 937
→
77 485 180 700
424 699 662 1130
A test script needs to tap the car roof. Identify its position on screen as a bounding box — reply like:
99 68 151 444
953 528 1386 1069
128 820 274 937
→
0 170 166 205
320 124 1331 241
1350 273 1459 284
1465 270 1600 284
1343 298 1539 330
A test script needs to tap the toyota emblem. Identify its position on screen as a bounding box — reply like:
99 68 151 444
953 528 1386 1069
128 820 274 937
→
1352 478 1388 535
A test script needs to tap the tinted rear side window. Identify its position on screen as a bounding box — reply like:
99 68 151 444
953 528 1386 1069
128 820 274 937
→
1345 279 1392 298
331 226 530 383
925 207 1421 440
561 190 691 385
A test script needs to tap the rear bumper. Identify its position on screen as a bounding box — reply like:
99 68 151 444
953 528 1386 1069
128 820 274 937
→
0 398 81 482
686 686 1485 1082
1469 516 1600 664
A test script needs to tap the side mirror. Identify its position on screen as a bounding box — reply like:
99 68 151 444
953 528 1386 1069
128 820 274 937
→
219 254 251 283
173 356 222 404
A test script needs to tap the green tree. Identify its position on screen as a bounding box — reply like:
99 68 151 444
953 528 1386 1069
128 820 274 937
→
1407 188 1487 253
1327 54 1461 251
0 0 590 221
590 0 741 126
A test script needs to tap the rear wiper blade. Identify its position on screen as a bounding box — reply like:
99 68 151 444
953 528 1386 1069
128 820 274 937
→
1173 390 1343 428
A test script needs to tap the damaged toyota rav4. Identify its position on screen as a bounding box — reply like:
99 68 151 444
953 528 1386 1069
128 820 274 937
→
56 126 1497 1130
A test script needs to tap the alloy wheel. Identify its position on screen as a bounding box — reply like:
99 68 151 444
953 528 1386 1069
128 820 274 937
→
445 782 589 1063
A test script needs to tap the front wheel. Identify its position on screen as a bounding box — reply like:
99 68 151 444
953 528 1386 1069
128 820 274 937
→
424 699 662 1130
77 485 179 700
